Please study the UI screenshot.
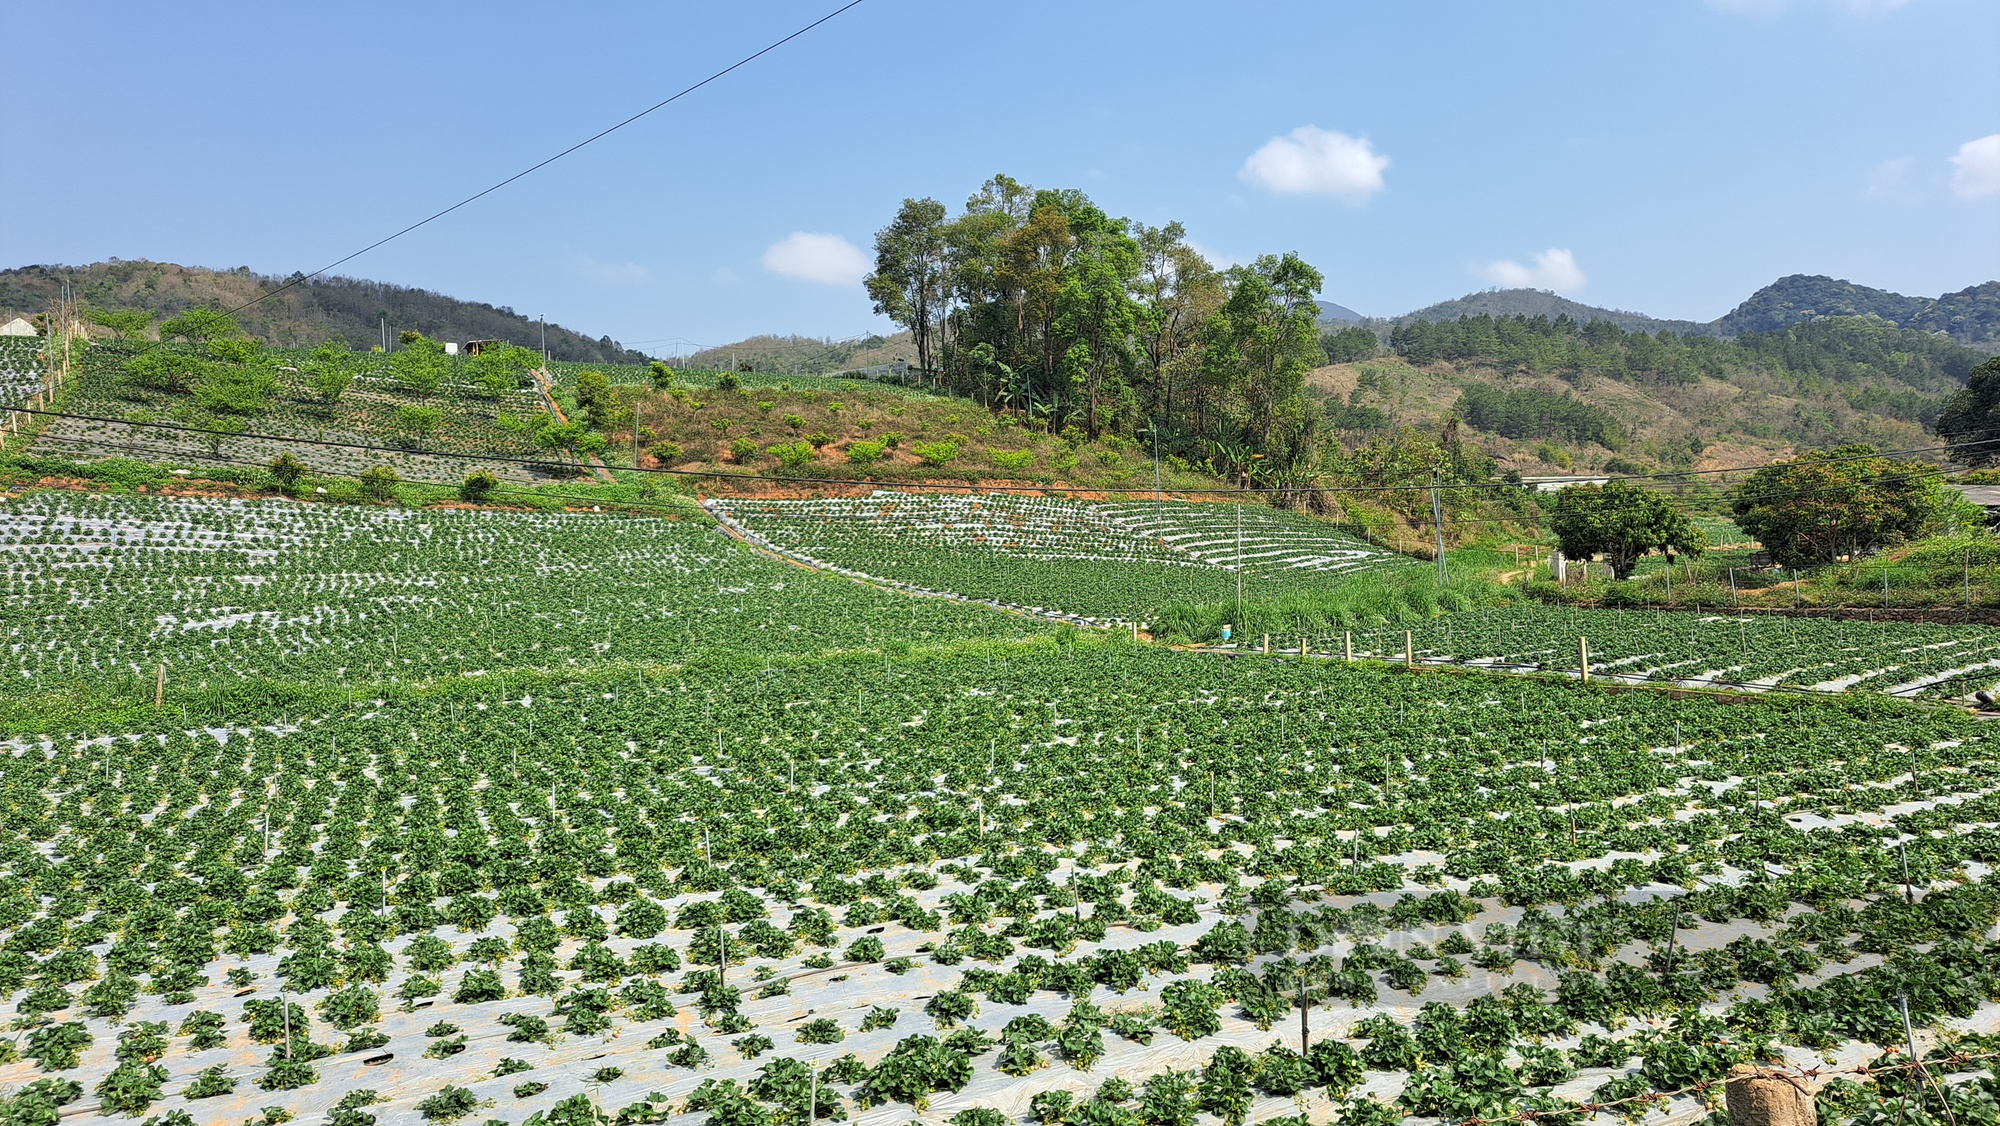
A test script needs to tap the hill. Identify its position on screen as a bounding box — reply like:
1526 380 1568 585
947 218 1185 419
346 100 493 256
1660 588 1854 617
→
0 259 648 364
682 332 916 374
1714 274 2000 347
1314 312 1990 478
1375 288 1714 336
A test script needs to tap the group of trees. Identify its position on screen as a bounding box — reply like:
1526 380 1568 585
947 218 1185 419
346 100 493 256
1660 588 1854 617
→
1385 312 1983 402
1936 356 2000 468
1730 446 1977 568
1548 442 1980 578
865 176 1328 478
119 313 543 427
1454 385 1623 449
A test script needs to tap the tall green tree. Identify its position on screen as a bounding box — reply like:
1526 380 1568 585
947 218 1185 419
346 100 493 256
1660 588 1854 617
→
1202 253 1327 471
1731 445 1954 568
1550 480 1707 580
1936 356 2000 468
1132 222 1220 428
866 199 951 385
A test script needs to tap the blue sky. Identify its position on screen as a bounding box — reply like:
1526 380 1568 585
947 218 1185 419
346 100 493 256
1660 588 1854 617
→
4 0 1995 354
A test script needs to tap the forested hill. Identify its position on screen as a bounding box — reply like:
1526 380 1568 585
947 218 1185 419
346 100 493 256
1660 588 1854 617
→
1386 289 1713 336
0 260 649 364
1316 311 1990 477
1379 276 2000 349
1714 274 2000 347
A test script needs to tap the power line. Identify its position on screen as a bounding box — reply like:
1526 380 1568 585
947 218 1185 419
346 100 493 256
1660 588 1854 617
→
221 1 870 319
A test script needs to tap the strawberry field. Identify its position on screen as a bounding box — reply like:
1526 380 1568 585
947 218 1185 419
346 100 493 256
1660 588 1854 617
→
0 494 1052 705
1395 606 2000 704
710 494 1409 624
5 488 2000 1126
0 339 45 408
28 342 563 484
3 639 2000 1126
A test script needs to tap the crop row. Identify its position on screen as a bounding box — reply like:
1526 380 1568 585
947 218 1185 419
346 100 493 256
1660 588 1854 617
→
711 494 1406 623
0 494 1052 702
1388 604 2000 704
0 644 1992 1124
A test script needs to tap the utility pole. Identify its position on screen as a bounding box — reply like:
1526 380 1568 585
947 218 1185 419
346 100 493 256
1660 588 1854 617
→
1430 471 1447 587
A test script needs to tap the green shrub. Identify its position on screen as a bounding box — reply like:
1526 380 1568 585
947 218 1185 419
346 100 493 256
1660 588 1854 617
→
847 439 888 464
459 470 499 504
989 449 1035 471
913 439 960 466
769 441 817 471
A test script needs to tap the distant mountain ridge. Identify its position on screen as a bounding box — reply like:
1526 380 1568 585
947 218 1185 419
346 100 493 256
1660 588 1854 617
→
1714 275 2000 345
1363 275 2000 350
0 260 649 364
1382 290 1712 336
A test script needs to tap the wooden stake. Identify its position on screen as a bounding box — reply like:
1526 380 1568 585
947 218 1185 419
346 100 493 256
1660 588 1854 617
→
1403 630 1413 668
1579 636 1590 684
1262 633 1270 655
1344 631 1352 662
154 664 165 709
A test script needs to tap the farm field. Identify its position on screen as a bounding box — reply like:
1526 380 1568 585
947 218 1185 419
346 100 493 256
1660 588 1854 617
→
4 641 2000 1126
23 341 575 484
708 493 2000 703
1393 605 2000 704
710 494 1410 624
0 338 46 407
0 493 1053 707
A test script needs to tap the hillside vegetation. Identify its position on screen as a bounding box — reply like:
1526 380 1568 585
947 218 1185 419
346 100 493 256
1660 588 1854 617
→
1316 312 1988 476
1715 274 2000 346
1374 275 2000 349
0 260 647 363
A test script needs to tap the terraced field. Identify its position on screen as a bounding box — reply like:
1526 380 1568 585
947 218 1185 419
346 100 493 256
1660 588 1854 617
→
0 337 48 407
0 493 1051 703
25 341 567 484
1394 605 2000 704
710 494 1409 624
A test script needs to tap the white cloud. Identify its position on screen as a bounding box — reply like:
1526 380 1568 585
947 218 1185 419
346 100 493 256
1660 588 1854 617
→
1949 134 2000 199
567 253 650 285
1865 156 1914 198
761 232 871 286
1477 248 1587 293
1238 126 1389 203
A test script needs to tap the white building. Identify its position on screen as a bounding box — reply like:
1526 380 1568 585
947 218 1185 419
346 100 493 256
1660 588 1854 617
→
0 317 36 337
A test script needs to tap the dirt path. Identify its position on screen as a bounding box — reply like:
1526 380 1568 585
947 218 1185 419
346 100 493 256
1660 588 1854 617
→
528 367 617 484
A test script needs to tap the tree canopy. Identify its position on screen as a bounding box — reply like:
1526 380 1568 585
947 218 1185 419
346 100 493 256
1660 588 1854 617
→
1730 445 1956 568
863 176 1329 474
1549 480 1706 580
1936 356 2000 468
